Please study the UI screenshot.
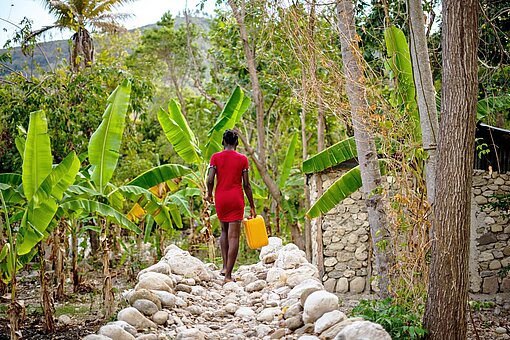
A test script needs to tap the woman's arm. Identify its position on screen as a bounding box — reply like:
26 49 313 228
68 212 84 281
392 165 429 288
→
206 167 216 203
242 170 256 218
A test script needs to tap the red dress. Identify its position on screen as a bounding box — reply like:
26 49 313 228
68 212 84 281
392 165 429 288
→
210 150 249 222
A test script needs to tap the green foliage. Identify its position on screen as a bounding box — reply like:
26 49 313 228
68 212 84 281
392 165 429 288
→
89 79 132 192
469 300 496 311
302 137 357 174
352 298 426 340
384 25 421 141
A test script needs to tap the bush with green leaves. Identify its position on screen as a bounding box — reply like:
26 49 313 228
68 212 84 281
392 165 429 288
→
351 298 426 339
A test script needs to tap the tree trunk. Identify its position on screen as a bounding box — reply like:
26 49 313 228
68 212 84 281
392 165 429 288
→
228 0 265 163
407 0 440 205
336 0 392 297
102 220 115 319
423 0 479 338
301 79 312 261
54 220 65 301
8 274 22 340
71 220 80 293
71 27 94 72
315 98 325 278
39 243 55 333
228 0 283 204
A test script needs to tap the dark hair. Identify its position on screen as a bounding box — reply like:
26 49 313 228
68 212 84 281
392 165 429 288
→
222 129 238 146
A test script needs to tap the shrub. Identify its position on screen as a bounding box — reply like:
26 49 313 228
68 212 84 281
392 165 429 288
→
351 298 426 339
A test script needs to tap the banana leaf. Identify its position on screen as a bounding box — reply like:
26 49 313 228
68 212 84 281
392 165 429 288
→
15 136 25 159
302 137 357 174
168 100 197 143
158 106 202 164
89 79 132 192
384 25 421 141
279 132 299 189
143 216 155 243
127 164 191 189
66 184 102 197
0 173 23 204
61 199 141 234
307 160 387 218
17 152 80 255
23 110 52 201
204 86 251 160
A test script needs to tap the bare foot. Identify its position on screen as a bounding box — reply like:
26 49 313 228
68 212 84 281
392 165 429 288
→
223 277 236 284
219 269 226 276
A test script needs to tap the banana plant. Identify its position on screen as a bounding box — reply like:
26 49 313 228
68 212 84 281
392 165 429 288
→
303 137 389 218
58 79 141 319
0 110 80 339
156 86 250 259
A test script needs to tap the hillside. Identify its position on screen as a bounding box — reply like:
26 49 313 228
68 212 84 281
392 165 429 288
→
0 16 210 76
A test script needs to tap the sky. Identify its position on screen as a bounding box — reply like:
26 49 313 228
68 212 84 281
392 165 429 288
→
0 0 217 47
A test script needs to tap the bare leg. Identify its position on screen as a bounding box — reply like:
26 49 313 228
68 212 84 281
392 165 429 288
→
219 221 229 275
224 221 241 282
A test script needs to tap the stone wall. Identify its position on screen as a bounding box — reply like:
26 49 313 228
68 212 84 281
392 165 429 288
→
309 168 510 295
470 170 510 294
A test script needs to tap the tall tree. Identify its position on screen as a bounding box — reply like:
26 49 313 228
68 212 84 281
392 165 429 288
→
336 0 392 297
423 0 479 338
407 0 440 205
30 0 133 72
227 0 281 204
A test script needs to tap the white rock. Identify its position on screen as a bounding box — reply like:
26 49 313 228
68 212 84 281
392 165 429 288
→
314 310 347 334
151 290 176 308
106 321 137 336
255 324 273 337
259 237 284 260
286 264 320 288
135 276 172 292
138 272 175 289
57 314 72 325
274 249 307 269
349 277 365 294
225 303 239 314
98 324 136 340
284 302 303 319
83 335 111 340
152 310 168 325
223 281 242 293
266 267 287 284
288 279 324 300
256 307 281 322
297 336 320 340
336 278 349 293
240 272 258 286
334 320 391 340
245 279 267 292
128 289 162 309
164 245 213 281
136 334 158 340
302 290 339 324
132 299 159 316
234 306 256 319
262 252 278 264
117 307 157 330
137 261 172 280
176 328 205 340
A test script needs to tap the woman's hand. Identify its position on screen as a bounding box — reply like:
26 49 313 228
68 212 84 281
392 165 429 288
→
250 206 256 219
206 194 214 204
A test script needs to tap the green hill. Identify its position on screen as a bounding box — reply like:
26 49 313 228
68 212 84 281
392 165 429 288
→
0 16 210 76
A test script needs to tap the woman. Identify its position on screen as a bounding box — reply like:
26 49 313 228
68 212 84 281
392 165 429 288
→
206 129 256 283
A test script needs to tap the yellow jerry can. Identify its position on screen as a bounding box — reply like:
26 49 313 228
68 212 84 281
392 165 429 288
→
243 215 269 249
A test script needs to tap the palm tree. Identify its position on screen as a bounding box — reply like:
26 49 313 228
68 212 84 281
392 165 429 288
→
29 0 134 71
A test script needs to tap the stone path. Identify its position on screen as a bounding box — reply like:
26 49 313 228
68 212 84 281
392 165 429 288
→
83 238 390 340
